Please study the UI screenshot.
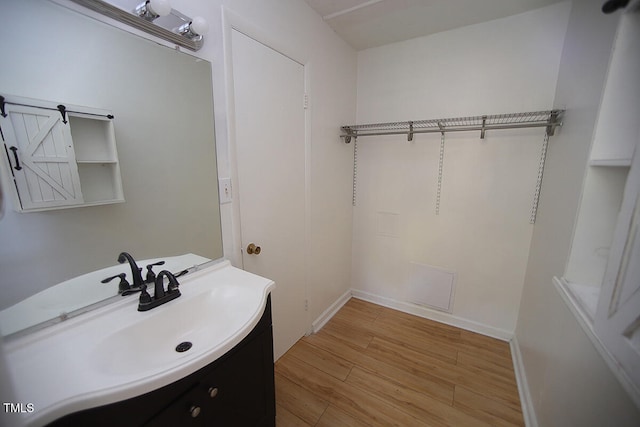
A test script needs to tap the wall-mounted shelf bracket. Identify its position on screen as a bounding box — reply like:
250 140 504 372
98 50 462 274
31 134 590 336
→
546 110 562 136
408 121 414 141
341 127 357 144
481 116 487 139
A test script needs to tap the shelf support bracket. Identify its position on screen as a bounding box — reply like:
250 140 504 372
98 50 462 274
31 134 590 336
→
546 110 561 136
342 127 355 144
480 115 487 139
0 96 6 118
407 121 414 142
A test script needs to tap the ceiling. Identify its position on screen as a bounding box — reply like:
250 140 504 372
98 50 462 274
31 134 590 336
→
304 0 566 50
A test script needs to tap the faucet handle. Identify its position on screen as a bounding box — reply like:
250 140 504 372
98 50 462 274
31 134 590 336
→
173 269 189 279
101 273 130 294
138 284 152 305
145 261 165 284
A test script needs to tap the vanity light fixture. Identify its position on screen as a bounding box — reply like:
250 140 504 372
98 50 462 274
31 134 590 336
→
134 0 172 21
68 0 207 51
176 16 209 40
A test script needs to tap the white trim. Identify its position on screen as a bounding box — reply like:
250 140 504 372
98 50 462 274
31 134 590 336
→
221 7 308 66
311 290 353 333
220 7 244 270
351 289 513 341
303 64 313 335
554 276 640 408
510 336 539 427
322 0 385 20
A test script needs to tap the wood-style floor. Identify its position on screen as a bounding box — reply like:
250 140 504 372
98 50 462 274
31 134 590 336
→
274 298 524 426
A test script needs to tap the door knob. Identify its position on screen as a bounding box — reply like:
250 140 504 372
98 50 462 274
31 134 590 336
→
246 243 261 255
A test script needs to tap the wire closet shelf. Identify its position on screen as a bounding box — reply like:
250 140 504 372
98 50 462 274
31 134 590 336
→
340 110 564 142
341 109 565 224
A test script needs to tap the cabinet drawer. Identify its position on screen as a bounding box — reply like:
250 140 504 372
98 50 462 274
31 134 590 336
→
144 385 205 427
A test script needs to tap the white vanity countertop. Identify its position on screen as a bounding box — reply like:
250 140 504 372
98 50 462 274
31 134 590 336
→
3 260 275 427
0 253 212 337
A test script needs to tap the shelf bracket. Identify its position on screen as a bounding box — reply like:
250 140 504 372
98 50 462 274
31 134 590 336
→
546 110 561 136
408 121 414 142
480 115 487 139
342 127 356 144
437 121 445 135
0 96 6 118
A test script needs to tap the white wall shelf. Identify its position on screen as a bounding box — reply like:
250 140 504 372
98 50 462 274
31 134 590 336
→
561 8 640 406
0 95 124 212
590 159 632 167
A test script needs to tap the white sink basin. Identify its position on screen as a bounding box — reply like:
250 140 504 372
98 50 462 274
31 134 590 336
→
4 260 275 427
91 283 260 376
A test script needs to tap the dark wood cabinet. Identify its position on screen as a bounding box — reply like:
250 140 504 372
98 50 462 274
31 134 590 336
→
49 296 275 427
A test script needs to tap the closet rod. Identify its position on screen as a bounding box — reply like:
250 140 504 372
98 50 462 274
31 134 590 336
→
340 109 564 142
341 121 558 138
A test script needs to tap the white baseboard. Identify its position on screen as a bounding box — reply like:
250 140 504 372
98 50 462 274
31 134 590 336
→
311 289 353 333
350 289 513 341
510 336 538 427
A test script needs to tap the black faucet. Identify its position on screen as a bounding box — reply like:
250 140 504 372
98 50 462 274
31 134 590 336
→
118 252 144 289
138 270 181 312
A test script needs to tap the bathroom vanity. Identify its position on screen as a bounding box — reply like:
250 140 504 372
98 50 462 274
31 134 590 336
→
3 261 276 427
49 298 275 426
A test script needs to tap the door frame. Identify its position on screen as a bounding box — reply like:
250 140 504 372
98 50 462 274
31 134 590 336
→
221 7 313 333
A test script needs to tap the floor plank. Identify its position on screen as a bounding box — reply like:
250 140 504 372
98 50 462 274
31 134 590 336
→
275 372 328 425
315 405 371 427
453 385 525 427
275 404 313 427
345 366 491 427
274 297 524 426
286 340 354 381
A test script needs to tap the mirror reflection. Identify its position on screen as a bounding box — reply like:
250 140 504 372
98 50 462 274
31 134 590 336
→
0 0 223 336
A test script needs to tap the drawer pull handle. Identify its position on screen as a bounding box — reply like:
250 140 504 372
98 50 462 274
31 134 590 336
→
189 405 201 418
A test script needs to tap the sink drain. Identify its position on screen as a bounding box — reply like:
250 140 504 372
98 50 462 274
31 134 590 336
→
175 341 193 352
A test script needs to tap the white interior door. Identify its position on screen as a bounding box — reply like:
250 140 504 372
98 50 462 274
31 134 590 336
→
231 29 308 361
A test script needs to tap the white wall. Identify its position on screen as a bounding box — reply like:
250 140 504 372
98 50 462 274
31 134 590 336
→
515 0 640 424
352 2 571 335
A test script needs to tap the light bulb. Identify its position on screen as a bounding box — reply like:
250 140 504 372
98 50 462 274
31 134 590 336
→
147 0 171 17
135 0 171 20
190 17 209 36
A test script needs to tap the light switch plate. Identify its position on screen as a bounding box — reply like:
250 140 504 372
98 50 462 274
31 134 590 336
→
219 178 232 204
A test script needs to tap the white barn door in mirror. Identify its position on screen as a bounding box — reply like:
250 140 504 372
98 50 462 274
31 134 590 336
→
231 29 308 361
1 104 83 210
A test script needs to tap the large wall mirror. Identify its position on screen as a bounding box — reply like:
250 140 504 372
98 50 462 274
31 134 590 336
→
0 0 223 336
